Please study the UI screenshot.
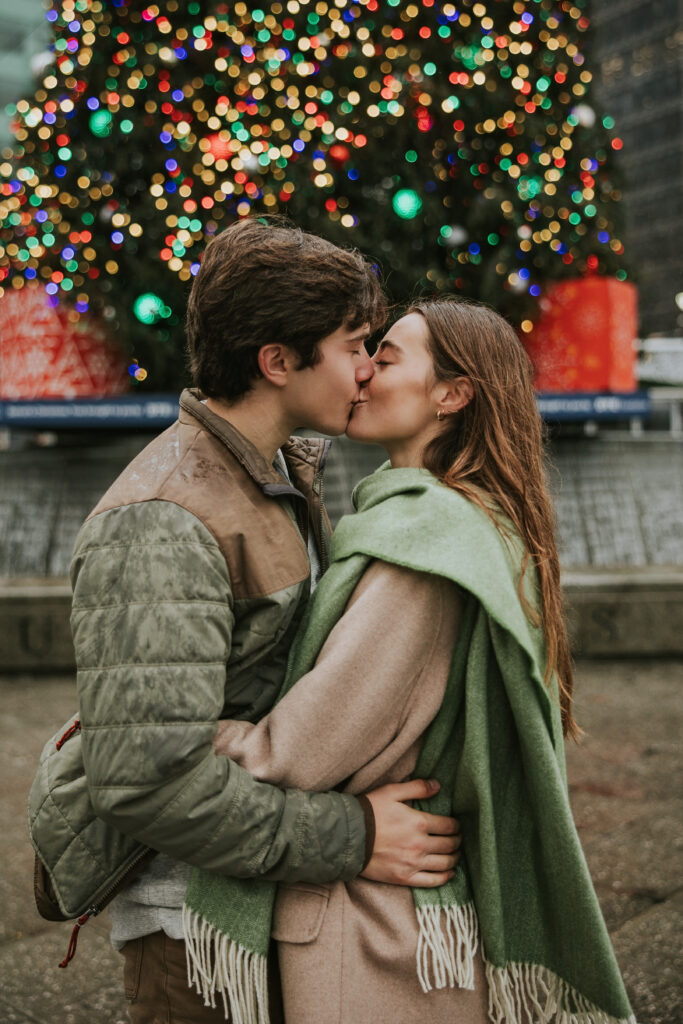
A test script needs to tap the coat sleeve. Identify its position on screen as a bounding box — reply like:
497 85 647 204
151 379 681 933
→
72 500 365 883
212 560 463 794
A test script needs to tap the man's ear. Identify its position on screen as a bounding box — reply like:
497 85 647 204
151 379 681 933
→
437 376 474 415
257 344 296 387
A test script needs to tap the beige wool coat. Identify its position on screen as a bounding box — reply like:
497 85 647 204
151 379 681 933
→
213 560 490 1024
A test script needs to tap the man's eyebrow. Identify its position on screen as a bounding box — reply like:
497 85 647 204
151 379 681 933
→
346 330 371 344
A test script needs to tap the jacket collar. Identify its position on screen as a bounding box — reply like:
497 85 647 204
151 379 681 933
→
178 388 329 497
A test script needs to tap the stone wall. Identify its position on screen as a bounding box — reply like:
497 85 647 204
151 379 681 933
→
1 434 681 577
1 434 682 670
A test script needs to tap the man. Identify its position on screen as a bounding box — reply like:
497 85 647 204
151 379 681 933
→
70 219 460 1022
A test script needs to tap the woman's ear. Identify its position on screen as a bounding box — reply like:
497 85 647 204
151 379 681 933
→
257 344 296 387
438 376 474 415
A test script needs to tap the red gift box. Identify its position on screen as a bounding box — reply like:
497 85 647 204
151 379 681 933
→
522 277 637 393
0 287 127 399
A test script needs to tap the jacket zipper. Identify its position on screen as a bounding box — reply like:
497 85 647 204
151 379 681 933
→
58 844 154 968
311 438 330 575
314 472 330 574
56 718 81 749
54 722 155 968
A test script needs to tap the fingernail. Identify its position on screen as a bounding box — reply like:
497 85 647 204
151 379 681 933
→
428 779 439 792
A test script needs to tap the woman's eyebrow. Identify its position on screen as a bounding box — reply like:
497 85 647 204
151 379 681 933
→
377 339 403 355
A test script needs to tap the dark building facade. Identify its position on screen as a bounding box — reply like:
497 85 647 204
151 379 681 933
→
591 0 683 336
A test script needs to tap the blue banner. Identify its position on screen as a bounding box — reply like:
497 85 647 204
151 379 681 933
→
0 391 651 428
536 392 651 420
0 395 180 428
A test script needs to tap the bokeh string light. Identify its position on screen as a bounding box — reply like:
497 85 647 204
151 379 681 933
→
0 0 628 387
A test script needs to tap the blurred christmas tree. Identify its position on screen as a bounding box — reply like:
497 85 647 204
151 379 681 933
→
0 0 628 391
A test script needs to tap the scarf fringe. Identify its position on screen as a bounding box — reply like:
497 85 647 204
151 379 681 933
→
183 906 270 1024
183 899 636 1024
416 901 479 992
417 902 635 1024
484 959 637 1024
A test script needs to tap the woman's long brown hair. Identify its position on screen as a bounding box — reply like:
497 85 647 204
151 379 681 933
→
410 298 578 740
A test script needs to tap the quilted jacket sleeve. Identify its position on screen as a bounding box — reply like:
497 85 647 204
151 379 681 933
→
71 499 365 884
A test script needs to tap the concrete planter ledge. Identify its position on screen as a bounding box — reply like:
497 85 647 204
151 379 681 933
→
562 567 683 588
0 580 73 673
1 569 682 673
562 567 683 658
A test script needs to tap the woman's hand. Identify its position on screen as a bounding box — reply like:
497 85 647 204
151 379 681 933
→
360 779 461 888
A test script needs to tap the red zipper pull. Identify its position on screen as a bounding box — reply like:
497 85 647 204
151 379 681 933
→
58 912 90 968
56 720 81 750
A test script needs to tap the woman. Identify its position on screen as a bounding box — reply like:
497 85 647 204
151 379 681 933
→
186 299 634 1024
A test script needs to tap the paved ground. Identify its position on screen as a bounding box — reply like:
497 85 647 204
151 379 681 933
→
1 660 681 1024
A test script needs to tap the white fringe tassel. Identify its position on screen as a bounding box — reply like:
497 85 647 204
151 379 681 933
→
416 901 479 992
485 960 637 1024
183 905 270 1024
416 902 636 1024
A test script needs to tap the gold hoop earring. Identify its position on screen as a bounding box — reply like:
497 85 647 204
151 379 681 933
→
436 409 446 421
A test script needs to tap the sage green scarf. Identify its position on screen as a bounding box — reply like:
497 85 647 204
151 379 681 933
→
183 466 634 1024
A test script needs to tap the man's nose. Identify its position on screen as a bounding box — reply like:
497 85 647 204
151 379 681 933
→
355 351 375 384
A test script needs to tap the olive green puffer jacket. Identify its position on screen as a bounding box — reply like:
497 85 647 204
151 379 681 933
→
29 390 366 918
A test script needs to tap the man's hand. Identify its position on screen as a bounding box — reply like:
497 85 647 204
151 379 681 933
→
361 779 461 888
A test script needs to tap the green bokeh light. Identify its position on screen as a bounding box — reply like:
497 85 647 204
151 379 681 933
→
133 292 166 325
89 110 113 137
392 189 422 219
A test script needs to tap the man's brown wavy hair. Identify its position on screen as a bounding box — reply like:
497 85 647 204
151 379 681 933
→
410 297 578 740
186 218 387 402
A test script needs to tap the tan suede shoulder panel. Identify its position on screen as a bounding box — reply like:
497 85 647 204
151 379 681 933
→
89 417 310 601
